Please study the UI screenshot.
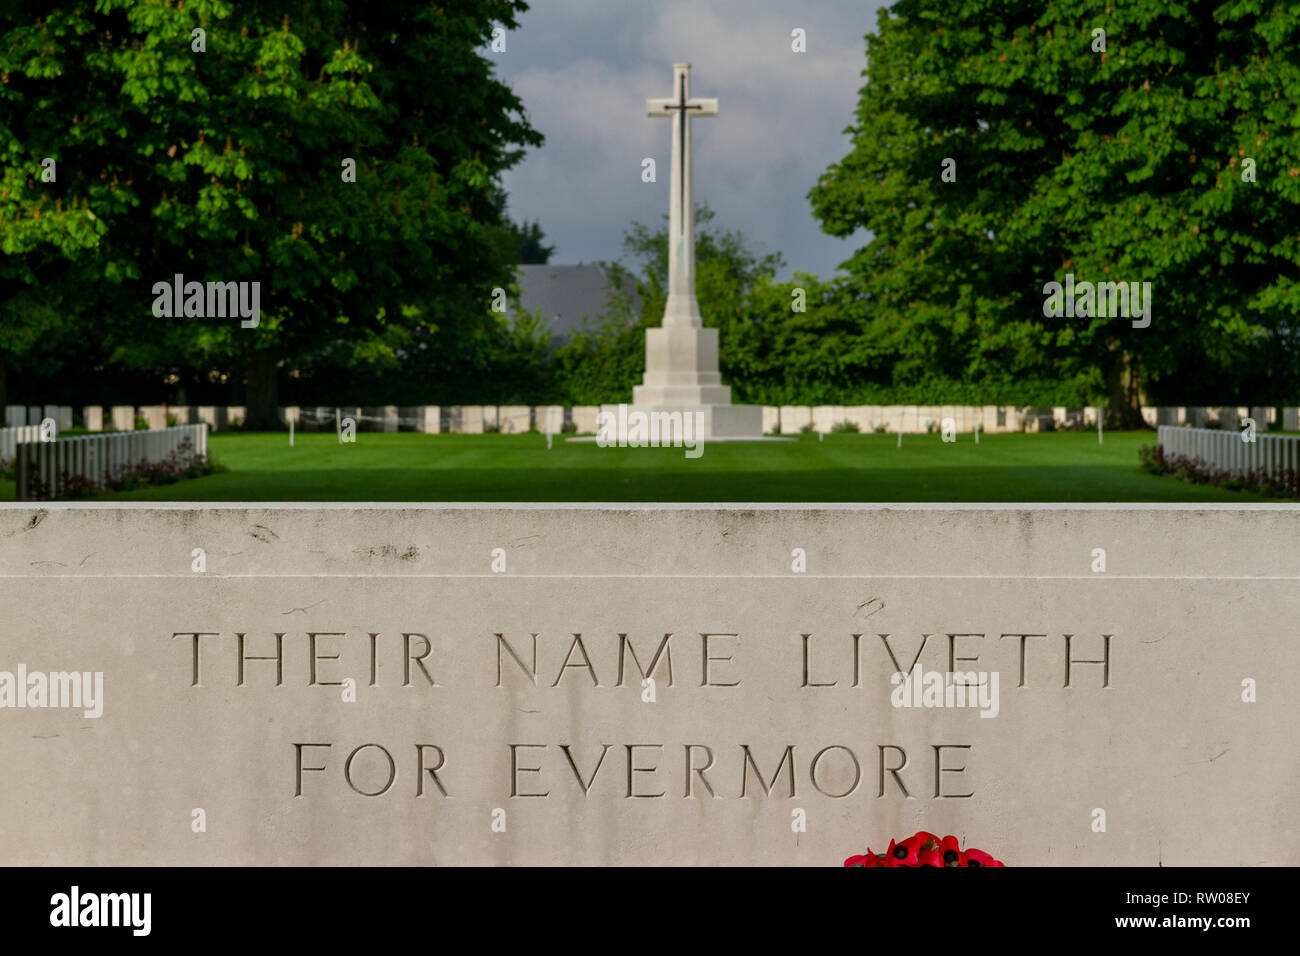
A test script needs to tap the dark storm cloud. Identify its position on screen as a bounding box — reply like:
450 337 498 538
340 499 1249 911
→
494 0 888 280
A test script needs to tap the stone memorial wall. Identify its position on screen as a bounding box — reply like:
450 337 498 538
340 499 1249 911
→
1 504 1295 865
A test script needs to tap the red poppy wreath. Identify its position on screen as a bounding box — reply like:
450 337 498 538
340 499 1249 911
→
844 831 1004 867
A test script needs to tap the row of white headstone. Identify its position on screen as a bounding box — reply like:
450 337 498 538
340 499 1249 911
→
5 403 1294 436
5 405 76 430
2 405 554 435
1159 425 1300 479
5 405 244 432
777 404 1293 435
6 425 209 500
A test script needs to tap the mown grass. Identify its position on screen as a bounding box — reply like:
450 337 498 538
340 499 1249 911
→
0 429 1273 502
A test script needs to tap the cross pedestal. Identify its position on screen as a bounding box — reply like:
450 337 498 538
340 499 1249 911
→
619 62 764 440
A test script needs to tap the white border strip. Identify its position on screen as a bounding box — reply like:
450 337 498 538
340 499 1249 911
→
1 501 1299 511
3 573 1298 580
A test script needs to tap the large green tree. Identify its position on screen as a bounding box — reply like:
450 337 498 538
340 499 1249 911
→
812 0 1300 425
0 0 540 426
493 188 553 264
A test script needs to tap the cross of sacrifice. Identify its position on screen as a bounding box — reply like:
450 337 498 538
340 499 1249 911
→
647 63 717 312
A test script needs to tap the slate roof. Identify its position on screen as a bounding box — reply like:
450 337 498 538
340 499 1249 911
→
511 264 640 345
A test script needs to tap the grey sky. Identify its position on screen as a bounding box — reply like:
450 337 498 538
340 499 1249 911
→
495 0 891 281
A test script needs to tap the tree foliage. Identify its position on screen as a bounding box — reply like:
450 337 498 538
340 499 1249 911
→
554 203 1037 406
810 0 1300 423
493 189 554 265
0 0 541 422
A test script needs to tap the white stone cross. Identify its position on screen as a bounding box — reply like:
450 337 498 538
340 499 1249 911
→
647 62 717 327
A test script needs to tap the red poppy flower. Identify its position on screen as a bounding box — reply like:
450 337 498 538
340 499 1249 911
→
885 837 918 865
939 834 964 867
917 848 945 867
964 847 1003 867
845 833 1003 867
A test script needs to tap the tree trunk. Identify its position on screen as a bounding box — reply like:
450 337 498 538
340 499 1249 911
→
1104 348 1147 429
244 351 281 430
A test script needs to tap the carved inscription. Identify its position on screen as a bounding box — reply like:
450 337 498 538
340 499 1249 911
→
171 629 1114 802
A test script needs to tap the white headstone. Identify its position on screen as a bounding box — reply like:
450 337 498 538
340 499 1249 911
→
140 405 167 430
1212 406 1239 430
111 406 135 431
780 406 810 435
414 406 441 434
812 406 836 434
570 407 600 435
536 406 564 436
498 406 530 434
447 406 484 434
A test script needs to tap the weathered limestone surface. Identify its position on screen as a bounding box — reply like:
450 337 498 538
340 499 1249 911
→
0 504 1295 866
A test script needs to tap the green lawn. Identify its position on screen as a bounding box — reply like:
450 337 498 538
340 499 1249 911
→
1 429 1276 502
